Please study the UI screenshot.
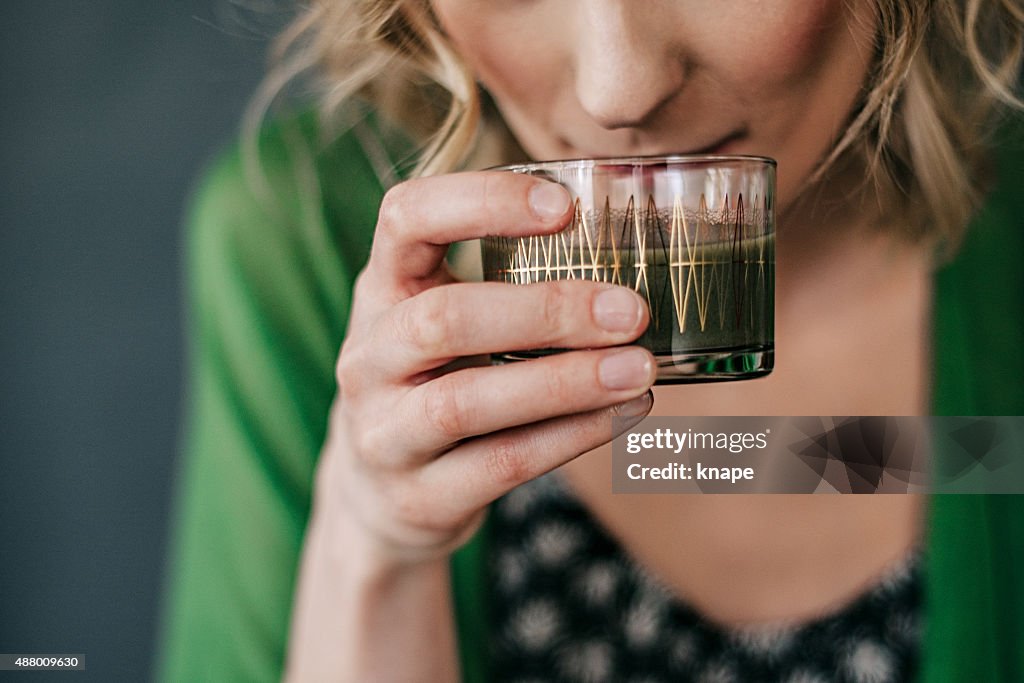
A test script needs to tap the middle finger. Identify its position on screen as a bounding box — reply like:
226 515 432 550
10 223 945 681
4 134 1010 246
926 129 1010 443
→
366 280 650 380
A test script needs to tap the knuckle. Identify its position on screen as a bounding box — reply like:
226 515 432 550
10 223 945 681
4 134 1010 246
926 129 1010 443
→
478 172 502 219
424 379 469 443
335 346 356 385
335 344 367 396
350 422 390 463
401 288 454 354
485 437 532 488
539 282 570 340
377 183 413 232
350 268 398 320
387 477 455 537
540 364 574 402
351 267 375 302
388 478 427 526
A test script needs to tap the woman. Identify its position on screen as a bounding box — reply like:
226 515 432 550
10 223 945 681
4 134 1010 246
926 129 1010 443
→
159 1 1024 681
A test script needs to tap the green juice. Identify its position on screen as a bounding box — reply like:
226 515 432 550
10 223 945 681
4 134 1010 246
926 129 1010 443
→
482 229 774 382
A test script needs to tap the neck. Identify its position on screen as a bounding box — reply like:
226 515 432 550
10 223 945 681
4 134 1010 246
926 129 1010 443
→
776 161 932 309
770 196 933 379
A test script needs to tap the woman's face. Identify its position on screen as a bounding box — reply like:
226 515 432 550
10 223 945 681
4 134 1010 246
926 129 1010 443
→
431 0 878 205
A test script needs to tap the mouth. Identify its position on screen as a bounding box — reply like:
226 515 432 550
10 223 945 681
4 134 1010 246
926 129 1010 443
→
565 129 748 159
687 130 747 155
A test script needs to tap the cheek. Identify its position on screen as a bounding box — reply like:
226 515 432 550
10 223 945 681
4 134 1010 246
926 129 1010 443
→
708 2 875 192
710 1 864 92
431 3 562 104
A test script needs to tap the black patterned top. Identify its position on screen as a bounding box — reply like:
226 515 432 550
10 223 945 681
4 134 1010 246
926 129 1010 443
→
488 473 924 683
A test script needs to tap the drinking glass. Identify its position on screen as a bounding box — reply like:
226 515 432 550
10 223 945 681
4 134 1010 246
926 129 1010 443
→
481 155 776 383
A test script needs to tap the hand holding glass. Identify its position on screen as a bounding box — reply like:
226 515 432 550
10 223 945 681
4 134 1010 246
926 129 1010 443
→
481 156 776 383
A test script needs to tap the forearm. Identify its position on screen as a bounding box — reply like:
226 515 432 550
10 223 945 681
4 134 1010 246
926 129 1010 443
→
284 499 460 683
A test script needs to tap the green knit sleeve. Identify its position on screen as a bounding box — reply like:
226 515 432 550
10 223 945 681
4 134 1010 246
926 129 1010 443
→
157 115 382 682
922 121 1024 683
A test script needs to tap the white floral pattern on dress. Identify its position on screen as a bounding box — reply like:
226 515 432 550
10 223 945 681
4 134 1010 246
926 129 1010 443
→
696 658 738 683
726 622 798 660
554 640 614 683
574 560 621 607
490 473 923 682
784 669 832 683
530 520 585 568
843 638 896 683
507 598 562 652
622 590 666 648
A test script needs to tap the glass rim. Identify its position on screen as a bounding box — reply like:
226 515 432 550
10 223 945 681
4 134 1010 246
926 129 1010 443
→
487 153 776 172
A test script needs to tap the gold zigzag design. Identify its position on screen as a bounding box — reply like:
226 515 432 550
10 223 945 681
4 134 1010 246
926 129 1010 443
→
493 193 772 334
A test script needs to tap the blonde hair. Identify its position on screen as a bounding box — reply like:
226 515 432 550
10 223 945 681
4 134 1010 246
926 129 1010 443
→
249 0 1023 247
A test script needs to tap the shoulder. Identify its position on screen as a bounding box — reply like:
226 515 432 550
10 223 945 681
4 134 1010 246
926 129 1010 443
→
932 115 1024 414
940 119 1024 297
184 110 407 352
187 110 391 287
160 110 412 683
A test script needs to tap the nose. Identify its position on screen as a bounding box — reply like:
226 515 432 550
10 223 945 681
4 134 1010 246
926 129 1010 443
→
572 2 687 130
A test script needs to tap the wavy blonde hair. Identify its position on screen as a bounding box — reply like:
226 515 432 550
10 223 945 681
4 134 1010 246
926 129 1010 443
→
247 0 1023 247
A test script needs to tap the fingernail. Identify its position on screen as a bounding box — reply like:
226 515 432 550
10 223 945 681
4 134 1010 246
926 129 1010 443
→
593 287 642 332
616 392 653 418
528 182 571 220
599 348 653 391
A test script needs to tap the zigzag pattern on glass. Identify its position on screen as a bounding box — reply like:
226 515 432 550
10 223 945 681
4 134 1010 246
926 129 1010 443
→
485 193 773 335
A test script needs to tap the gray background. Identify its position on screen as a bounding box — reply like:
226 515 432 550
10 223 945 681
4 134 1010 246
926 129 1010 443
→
1 2 276 679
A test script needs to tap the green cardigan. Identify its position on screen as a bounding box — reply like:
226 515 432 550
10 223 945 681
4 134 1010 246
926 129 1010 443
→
158 113 1024 682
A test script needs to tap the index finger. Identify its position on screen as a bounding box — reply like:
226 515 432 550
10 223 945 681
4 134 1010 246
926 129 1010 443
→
369 171 573 285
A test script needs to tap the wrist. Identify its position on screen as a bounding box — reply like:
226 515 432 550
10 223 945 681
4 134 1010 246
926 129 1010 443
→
310 484 453 581
287 485 459 683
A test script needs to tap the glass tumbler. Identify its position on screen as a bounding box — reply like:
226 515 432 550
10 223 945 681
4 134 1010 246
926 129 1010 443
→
481 155 776 383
